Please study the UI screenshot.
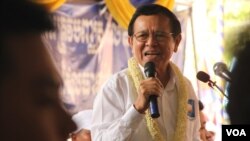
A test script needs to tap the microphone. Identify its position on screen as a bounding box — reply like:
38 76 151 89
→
144 62 160 118
213 62 231 82
196 71 210 83
196 71 228 99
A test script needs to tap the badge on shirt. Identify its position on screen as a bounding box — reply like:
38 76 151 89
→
187 99 195 120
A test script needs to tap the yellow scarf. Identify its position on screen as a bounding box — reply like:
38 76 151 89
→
128 57 188 141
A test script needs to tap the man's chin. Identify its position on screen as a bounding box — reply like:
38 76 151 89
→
143 56 159 63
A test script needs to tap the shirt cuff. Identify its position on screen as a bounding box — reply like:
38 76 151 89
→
121 105 144 129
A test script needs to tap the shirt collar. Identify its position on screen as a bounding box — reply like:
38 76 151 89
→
165 65 176 91
138 64 146 78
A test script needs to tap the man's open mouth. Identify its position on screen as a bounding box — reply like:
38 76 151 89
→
144 52 161 56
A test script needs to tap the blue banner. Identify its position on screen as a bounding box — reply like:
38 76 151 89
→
44 2 131 114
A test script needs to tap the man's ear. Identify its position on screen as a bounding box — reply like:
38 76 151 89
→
174 34 182 52
128 36 133 49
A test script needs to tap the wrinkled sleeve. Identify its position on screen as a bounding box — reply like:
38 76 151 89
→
91 74 144 141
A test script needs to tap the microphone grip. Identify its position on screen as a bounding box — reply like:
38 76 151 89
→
149 95 160 118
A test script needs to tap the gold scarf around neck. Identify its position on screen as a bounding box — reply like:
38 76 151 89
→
128 57 188 141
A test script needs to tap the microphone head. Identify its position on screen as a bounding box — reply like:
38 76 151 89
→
196 71 210 83
144 62 155 77
213 62 232 82
213 62 228 75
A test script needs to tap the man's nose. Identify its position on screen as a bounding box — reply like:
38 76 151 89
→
146 34 158 46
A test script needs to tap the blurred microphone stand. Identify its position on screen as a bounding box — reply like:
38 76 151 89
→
208 80 228 99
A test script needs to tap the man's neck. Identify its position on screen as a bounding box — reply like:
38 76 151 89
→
157 65 171 87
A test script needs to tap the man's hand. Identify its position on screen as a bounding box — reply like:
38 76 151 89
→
133 77 164 114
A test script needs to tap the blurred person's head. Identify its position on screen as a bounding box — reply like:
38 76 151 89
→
198 101 215 141
199 101 207 141
227 24 250 124
70 110 92 141
0 0 76 141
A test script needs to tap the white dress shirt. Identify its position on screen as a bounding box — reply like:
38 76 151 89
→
91 67 201 141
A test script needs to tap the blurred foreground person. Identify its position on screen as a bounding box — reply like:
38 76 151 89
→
0 1 76 141
227 24 250 124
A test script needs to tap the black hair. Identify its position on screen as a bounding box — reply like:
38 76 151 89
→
226 23 250 124
1 0 55 35
227 43 250 124
128 4 181 38
199 100 204 111
0 0 55 75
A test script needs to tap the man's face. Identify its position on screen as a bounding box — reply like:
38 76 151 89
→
128 14 181 73
0 34 76 141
